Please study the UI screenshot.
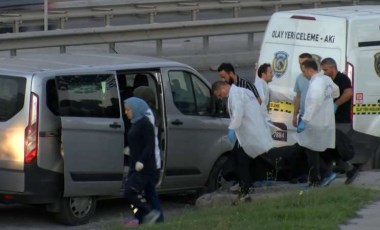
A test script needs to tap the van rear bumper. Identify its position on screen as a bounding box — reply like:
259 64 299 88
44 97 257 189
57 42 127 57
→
0 169 24 192
0 161 63 204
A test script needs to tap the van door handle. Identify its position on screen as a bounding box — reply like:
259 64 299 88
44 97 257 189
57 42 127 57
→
109 122 122 128
171 119 183 125
39 131 59 137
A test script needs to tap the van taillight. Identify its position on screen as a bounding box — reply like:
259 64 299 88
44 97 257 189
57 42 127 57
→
3 194 14 200
346 62 354 122
24 93 39 164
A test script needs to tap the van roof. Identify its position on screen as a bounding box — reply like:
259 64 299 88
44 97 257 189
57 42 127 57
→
0 53 188 74
283 5 380 20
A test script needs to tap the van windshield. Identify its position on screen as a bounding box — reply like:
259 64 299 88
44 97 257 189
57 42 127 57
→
0 76 26 121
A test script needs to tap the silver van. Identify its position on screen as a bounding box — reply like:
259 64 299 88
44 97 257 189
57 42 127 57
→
0 53 231 225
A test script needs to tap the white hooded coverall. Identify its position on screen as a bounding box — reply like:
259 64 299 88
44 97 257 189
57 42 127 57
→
228 85 273 158
295 73 340 152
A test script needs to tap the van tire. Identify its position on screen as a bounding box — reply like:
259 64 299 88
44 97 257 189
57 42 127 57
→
55 196 97 226
206 155 228 192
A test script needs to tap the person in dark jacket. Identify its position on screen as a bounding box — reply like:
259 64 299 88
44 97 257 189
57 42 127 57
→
123 97 160 227
133 86 164 222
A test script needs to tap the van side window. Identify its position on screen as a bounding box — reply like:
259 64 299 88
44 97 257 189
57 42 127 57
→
169 71 211 115
0 75 26 121
117 72 158 106
56 74 120 118
46 79 59 115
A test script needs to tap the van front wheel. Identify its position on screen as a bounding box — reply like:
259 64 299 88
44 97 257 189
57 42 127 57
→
206 155 229 192
55 196 97 226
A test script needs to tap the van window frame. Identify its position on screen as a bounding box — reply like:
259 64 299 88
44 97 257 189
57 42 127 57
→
0 75 26 121
55 73 121 119
168 70 212 116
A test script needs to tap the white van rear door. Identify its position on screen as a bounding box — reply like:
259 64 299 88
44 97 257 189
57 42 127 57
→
0 75 28 192
352 48 380 137
56 72 124 197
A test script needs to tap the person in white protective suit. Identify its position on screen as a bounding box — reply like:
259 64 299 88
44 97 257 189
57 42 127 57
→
212 81 273 201
254 63 273 121
295 59 340 186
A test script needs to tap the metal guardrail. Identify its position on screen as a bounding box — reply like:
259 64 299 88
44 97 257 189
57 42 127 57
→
0 16 269 56
0 0 373 56
0 0 365 30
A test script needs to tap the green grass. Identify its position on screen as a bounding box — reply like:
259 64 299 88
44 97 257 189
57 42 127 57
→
115 185 379 230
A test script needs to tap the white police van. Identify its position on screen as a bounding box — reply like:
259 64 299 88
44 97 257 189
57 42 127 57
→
257 5 380 167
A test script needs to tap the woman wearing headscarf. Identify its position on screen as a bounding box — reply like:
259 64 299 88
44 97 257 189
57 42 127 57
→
133 86 162 170
133 86 164 222
123 97 160 226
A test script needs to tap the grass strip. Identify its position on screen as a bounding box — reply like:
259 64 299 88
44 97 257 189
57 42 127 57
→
115 185 379 230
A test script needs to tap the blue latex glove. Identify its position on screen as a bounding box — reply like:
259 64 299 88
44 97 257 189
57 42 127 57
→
227 129 236 144
333 103 338 113
297 120 305 133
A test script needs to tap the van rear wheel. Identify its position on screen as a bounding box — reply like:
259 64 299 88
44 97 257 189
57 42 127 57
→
55 196 97 226
372 144 380 169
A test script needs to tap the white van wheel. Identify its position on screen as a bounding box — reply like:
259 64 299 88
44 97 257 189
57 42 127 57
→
55 196 97 226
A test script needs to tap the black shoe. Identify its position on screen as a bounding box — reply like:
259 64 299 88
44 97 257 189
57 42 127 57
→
345 166 359 184
232 191 252 205
238 192 251 202
289 177 299 184
307 175 321 188
333 165 346 174
306 180 321 189
289 176 308 184
298 177 308 183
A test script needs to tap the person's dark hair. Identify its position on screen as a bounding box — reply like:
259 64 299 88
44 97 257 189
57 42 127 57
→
321 57 337 68
217 63 235 74
257 63 271 78
211 81 228 93
299 53 312 59
302 59 318 71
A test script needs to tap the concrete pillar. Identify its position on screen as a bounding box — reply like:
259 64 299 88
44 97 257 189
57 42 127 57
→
156 39 163 56
60 46 66 54
248 33 254 50
109 43 116 53
233 7 239 18
203 36 209 54
10 50 16 57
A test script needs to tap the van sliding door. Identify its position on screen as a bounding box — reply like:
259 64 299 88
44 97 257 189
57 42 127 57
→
55 72 124 197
